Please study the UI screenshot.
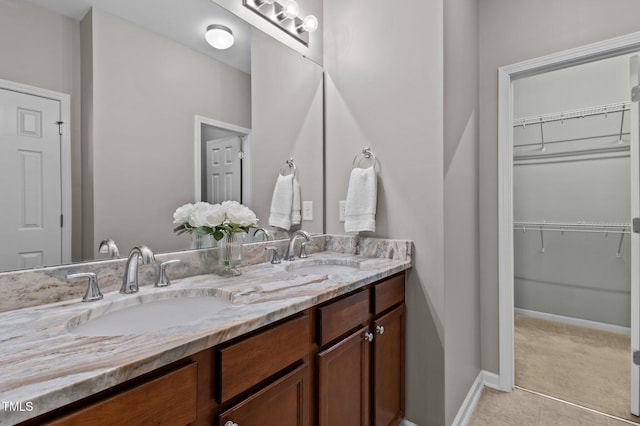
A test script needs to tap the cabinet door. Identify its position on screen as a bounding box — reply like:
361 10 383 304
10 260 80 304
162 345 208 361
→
46 363 198 426
217 364 309 426
317 326 371 426
373 304 406 426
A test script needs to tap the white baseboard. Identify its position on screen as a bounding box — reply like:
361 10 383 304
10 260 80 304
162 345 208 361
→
481 370 501 391
450 370 503 426
404 370 502 426
515 308 630 335
451 371 486 426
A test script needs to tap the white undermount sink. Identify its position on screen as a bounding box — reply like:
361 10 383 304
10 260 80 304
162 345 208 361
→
287 259 360 275
68 294 232 336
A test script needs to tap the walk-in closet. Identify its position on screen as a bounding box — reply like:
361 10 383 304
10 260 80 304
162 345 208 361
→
512 53 636 422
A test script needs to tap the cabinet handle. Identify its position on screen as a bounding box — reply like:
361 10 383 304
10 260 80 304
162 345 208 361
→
376 325 385 335
364 332 374 342
224 421 238 426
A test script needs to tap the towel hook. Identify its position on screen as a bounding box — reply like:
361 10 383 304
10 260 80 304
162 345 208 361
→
280 158 297 177
352 147 380 171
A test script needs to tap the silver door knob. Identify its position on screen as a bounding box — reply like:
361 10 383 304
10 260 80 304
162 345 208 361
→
224 421 238 426
376 325 385 335
364 332 374 342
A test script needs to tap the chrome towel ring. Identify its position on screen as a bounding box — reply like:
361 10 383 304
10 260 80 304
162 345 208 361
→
280 158 297 177
352 147 380 171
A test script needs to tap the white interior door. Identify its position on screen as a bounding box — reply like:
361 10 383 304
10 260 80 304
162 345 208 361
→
205 136 242 204
630 54 640 416
0 88 62 271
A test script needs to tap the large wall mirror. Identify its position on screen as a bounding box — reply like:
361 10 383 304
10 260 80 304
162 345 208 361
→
0 0 324 273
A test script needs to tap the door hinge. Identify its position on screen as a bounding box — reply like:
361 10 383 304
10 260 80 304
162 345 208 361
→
60 214 64 228
56 121 64 136
632 85 640 103
634 218 640 234
634 350 640 366
238 151 244 160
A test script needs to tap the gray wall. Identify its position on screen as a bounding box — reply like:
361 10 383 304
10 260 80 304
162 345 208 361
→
85 8 251 257
444 0 481 423
323 0 467 422
250 29 324 234
0 0 83 261
323 0 483 422
479 0 640 375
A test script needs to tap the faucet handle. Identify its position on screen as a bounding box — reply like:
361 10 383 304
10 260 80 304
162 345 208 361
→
67 272 103 302
155 259 180 287
300 241 313 259
265 247 281 264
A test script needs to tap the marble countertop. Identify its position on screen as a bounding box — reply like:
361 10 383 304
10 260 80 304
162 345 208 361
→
0 251 410 425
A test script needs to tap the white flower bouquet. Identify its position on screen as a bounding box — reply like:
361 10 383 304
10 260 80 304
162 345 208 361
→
173 200 258 240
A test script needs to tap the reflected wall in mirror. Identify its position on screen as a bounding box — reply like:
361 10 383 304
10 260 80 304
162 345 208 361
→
0 0 324 273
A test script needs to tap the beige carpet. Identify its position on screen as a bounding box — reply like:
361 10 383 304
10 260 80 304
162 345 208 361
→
515 315 639 423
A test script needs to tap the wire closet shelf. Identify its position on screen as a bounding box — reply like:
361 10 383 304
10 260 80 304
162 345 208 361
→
513 221 631 257
513 221 631 234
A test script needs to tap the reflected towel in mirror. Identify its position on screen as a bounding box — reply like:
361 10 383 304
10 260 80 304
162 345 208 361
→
291 177 301 225
269 174 302 230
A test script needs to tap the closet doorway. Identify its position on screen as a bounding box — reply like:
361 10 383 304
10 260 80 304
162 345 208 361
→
513 54 634 422
497 31 640 423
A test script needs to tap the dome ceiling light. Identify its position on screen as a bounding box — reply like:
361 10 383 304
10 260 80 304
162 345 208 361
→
205 24 234 50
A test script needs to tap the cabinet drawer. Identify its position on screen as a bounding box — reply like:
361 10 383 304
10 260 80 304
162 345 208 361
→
317 290 370 347
373 273 405 315
216 314 310 403
47 363 197 426
217 364 309 426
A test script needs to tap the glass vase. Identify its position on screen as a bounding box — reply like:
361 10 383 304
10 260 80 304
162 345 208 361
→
217 232 245 277
192 233 214 249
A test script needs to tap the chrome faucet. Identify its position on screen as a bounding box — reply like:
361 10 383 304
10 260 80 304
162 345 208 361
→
67 272 103 302
120 245 155 294
286 230 311 261
253 227 273 242
98 238 120 258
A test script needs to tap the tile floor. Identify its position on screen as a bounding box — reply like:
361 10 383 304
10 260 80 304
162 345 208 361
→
468 387 639 426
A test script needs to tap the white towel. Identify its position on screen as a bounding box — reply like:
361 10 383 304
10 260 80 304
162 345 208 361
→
291 177 301 225
344 166 377 233
269 174 294 230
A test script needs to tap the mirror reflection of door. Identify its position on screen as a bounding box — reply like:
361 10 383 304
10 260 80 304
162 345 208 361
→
197 119 249 206
205 136 242 204
0 88 63 271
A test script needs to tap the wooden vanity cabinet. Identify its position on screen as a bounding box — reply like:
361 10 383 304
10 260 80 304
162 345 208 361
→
316 272 406 426
217 364 310 426
372 304 406 426
44 362 199 426
22 272 405 426
317 325 371 425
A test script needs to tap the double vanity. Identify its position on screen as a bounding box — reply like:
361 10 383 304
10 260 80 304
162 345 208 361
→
0 235 411 425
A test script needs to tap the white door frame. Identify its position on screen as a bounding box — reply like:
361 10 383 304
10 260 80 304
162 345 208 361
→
194 115 251 205
0 78 71 265
497 31 640 394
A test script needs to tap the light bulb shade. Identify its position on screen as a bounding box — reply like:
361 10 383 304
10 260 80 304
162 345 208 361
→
205 24 234 50
302 15 318 32
282 0 299 19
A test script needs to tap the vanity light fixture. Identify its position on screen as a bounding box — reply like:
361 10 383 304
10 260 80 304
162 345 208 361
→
298 15 318 33
243 0 318 46
205 24 234 50
277 0 300 21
